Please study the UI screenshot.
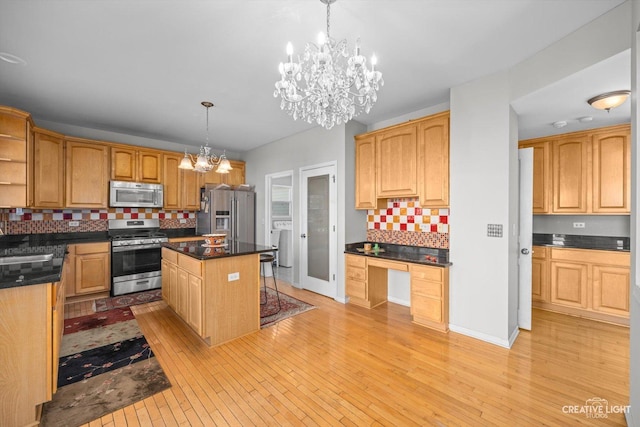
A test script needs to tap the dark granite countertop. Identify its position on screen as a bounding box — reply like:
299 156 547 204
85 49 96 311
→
345 242 451 267
0 243 67 289
162 240 276 260
533 233 629 252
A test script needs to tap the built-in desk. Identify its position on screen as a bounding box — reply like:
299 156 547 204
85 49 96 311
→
345 243 450 332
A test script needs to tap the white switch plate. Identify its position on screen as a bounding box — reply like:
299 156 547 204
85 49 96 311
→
69 220 80 227
573 222 586 229
228 272 240 281
419 223 430 232
179 219 187 224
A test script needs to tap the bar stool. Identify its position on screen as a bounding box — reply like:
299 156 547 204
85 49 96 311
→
260 253 281 317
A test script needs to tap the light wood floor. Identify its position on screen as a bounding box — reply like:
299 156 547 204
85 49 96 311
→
66 282 629 426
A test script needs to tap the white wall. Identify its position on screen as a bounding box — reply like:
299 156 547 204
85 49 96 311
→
244 121 366 302
449 70 515 347
628 1 639 425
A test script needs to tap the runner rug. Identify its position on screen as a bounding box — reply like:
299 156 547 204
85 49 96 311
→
41 306 171 427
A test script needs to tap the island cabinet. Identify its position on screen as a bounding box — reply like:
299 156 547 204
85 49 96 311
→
65 137 110 208
354 111 450 209
161 247 260 346
0 106 32 208
345 253 450 332
519 123 630 214
533 247 630 325
0 278 66 427
111 145 163 184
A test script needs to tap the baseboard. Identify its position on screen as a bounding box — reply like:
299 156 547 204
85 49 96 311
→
449 324 513 349
335 295 348 304
508 327 520 348
625 408 635 426
387 296 410 307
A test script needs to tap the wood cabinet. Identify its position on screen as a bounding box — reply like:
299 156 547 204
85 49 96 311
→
111 145 162 183
533 247 630 325
182 168 201 210
0 106 32 208
592 127 630 213
161 247 259 346
345 253 449 332
163 152 203 211
0 278 65 427
33 127 65 208
531 246 548 302
65 138 110 208
354 135 379 209
552 135 588 213
354 111 449 209
519 124 630 214
376 124 418 198
200 159 246 187
410 263 449 332
519 140 551 213
66 242 110 297
418 113 449 208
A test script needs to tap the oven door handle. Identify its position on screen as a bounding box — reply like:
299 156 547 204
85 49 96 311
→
112 244 162 252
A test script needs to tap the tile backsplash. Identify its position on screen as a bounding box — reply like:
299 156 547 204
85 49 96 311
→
367 198 449 249
0 208 196 234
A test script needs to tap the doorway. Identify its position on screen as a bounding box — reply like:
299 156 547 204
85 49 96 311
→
299 162 337 298
265 170 294 285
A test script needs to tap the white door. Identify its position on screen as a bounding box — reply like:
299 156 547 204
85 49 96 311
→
300 163 337 298
518 148 534 330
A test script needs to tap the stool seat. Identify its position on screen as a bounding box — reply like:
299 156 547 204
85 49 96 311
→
260 254 275 263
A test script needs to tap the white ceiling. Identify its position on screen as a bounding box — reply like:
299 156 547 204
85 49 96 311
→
0 0 628 152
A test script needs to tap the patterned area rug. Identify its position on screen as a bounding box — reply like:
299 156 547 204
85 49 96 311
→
94 289 162 312
260 288 316 328
41 305 170 427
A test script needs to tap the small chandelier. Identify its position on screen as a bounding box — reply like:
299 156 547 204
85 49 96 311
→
274 0 383 130
587 90 630 112
178 101 232 174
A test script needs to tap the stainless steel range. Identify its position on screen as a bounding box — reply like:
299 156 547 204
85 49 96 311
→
108 219 168 296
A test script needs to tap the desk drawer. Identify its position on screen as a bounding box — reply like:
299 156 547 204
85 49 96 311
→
411 264 442 282
412 294 442 323
346 265 366 281
346 254 366 269
346 278 366 300
412 278 441 298
367 258 408 271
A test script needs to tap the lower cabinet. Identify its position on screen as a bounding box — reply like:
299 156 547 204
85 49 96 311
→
345 254 449 332
0 278 65 427
532 247 630 325
66 242 111 298
162 248 203 337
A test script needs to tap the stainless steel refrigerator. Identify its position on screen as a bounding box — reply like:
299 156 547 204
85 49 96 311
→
196 186 256 244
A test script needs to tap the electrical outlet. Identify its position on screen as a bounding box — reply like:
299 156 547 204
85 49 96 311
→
228 272 240 281
573 222 586 229
69 221 80 227
179 219 187 224
419 223 430 232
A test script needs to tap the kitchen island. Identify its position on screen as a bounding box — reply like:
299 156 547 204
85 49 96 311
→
161 240 275 347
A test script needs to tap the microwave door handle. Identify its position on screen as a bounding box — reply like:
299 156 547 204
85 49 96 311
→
153 191 157 206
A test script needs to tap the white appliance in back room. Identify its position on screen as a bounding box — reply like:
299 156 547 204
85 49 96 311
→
272 220 293 267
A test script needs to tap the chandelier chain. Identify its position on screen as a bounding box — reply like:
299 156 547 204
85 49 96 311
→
326 1 331 39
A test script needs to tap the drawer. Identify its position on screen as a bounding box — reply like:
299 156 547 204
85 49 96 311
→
346 254 366 269
178 253 202 277
411 294 442 323
532 246 547 260
412 278 441 298
162 247 177 264
346 278 367 300
411 265 442 282
75 241 110 255
346 266 366 281
550 247 629 267
367 258 408 271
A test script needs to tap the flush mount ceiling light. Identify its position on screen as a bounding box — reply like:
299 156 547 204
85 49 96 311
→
274 0 383 130
178 102 232 174
587 90 630 112
552 120 567 128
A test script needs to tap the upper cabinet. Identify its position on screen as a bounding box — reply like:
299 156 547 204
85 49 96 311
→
592 126 630 213
0 106 32 208
376 124 418 198
111 145 162 183
163 153 204 211
65 137 110 208
200 159 246 187
33 127 65 208
418 113 449 208
519 123 630 215
354 111 450 209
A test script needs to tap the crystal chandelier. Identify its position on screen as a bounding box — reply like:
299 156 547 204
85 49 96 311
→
274 0 383 130
178 101 232 174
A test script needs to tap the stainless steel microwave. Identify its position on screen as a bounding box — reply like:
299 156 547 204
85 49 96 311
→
109 181 163 208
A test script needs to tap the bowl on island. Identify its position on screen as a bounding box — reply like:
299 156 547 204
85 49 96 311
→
203 233 226 246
